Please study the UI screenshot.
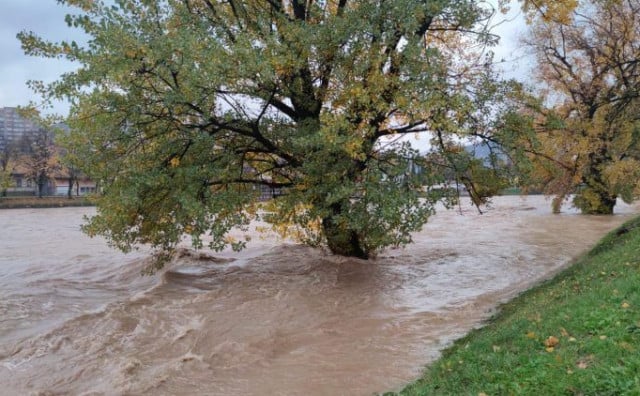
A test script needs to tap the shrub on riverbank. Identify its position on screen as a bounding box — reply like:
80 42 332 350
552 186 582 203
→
0 196 93 209
393 216 640 395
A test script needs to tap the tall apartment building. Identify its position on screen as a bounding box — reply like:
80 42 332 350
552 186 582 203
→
0 107 43 152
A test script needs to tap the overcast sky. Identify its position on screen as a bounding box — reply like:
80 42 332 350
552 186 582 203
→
0 1 80 114
0 0 532 117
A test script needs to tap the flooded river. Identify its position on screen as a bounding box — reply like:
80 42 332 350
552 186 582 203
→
1 196 637 395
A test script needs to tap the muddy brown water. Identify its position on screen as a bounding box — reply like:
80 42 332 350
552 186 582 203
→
1 196 637 395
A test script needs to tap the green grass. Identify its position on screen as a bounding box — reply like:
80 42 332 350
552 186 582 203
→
391 216 640 396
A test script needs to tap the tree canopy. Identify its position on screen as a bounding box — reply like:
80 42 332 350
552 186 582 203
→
20 0 513 261
514 0 640 214
514 0 578 24
19 127 59 198
0 142 18 197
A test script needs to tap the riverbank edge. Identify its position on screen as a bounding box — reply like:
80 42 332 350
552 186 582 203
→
390 215 640 395
0 190 535 210
0 196 94 209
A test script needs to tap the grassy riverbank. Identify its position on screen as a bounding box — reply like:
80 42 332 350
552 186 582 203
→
393 216 640 395
0 196 94 209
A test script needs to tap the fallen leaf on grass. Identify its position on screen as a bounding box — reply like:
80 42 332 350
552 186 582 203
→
576 355 594 369
544 336 560 348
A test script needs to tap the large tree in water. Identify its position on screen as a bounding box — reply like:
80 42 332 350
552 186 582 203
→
518 0 640 214
20 0 511 260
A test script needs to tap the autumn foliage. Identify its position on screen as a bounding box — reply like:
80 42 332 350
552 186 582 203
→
19 0 511 260
514 0 640 214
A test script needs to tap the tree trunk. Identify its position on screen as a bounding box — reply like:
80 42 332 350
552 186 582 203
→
583 191 616 214
322 203 368 259
37 171 47 198
575 185 616 215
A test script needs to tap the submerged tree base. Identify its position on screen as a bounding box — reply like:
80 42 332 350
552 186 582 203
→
574 188 617 215
322 218 369 259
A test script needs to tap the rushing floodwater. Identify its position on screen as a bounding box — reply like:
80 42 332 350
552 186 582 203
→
0 196 637 395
